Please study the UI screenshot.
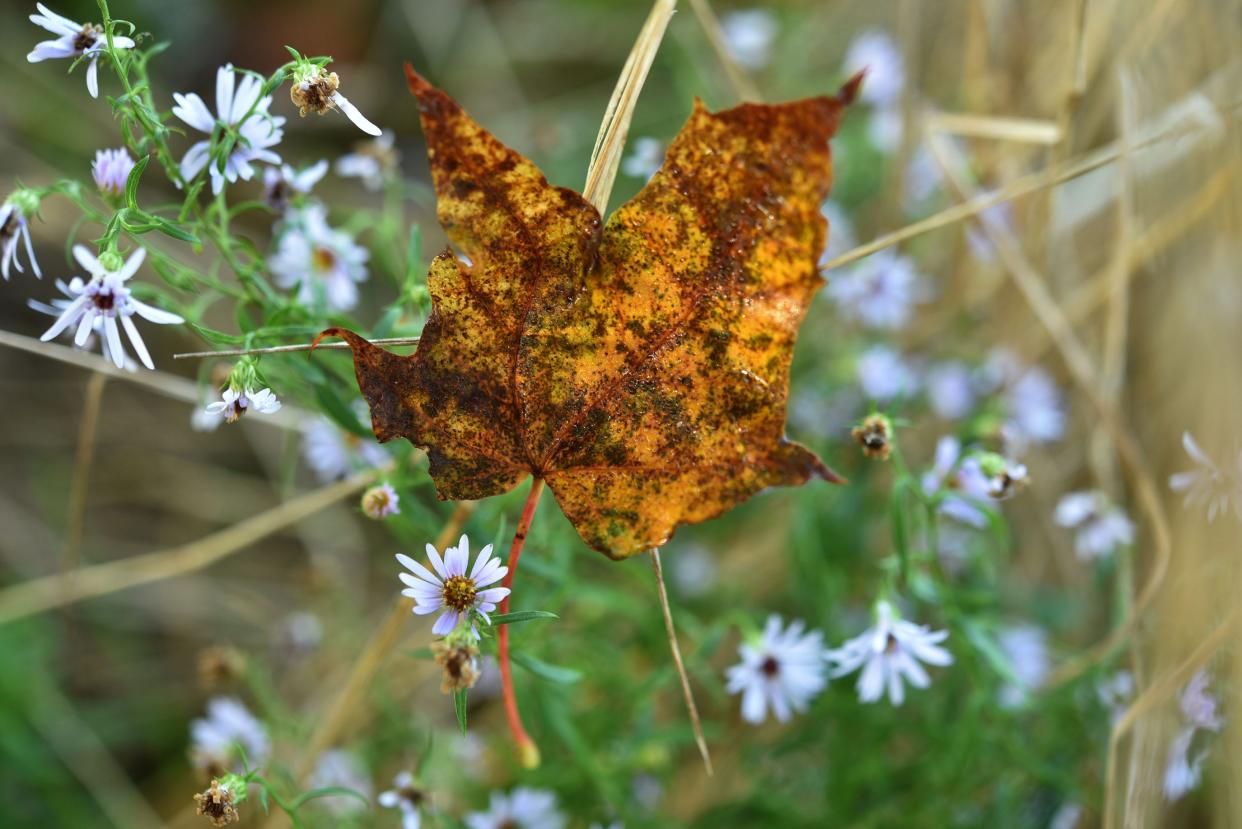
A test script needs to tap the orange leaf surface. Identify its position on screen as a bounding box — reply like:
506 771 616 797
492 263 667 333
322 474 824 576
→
321 66 856 559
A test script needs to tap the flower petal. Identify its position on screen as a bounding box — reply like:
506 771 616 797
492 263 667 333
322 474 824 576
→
332 92 383 136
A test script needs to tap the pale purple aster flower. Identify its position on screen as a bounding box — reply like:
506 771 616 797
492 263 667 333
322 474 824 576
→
982 350 1065 449
1 196 42 280
205 386 281 424
1180 670 1223 732
820 200 856 265
190 696 271 774
997 624 1050 708
1096 671 1134 725
856 345 919 401
921 436 992 528
308 750 371 815
621 137 664 180
269 203 369 311
38 246 183 369
91 147 135 196
1049 802 1083 829
263 160 328 211
172 64 285 194
844 29 905 108
289 64 382 136
361 482 400 519
926 361 976 420
826 249 924 329
336 130 398 191
27 3 134 99
465 787 566 829
28 278 138 370
301 408 389 483
725 615 828 724
1169 431 1242 522
1054 491 1135 561
827 600 952 706
867 107 903 154
720 9 778 70
397 534 510 636
378 771 425 829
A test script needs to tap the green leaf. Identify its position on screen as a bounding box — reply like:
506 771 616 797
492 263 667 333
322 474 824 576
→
152 217 199 244
453 688 468 735
189 322 245 346
289 786 370 810
372 303 404 339
124 154 150 210
486 611 559 627
511 652 582 684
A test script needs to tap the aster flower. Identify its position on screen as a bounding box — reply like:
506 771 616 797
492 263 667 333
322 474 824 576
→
669 544 718 598
856 345 919 401
1096 670 1134 725
720 9 778 70
1049 803 1083 829
827 249 925 329
1163 669 1224 801
397 535 509 636
205 386 281 424
262 160 328 212
269 203 369 311
465 787 566 829
38 246 183 369
189 697 271 776
336 130 399 191
301 409 389 482
91 147 136 196
26 3 133 99
378 771 426 829
827 600 952 706
982 350 1065 449
173 64 285 195
621 137 664 180
926 361 976 420
867 107 904 154
1180 669 1223 732
1 192 42 280
308 750 371 816
921 436 993 527
1054 491 1135 561
1163 727 1206 801
28 278 139 370
843 29 905 108
1169 431 1242 522
289 63 382 136
361 482 400 519
997 624 1050 708
191 405 224 432
725 614 828 724
976 452 1029 499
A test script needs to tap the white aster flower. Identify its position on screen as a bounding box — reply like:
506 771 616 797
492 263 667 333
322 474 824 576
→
997 624 1050 708
173 64 285 194
1169 431 1242 522
189 696 271 774
269 202 369 311
336 130 399 191
263 159 328 211
361 482 400 519
867 106 904 154
921 437 993 527
308 749 371 815
926 361 976 420
91 147 136 196
669 544 717 598
38 246 182 369
289 64 382 136
191 404 224 432
397 534 509 636
725 614 828 724
827 249 925 329
205 386 281 424
1054 491 1135 561
465 787 566 829
819 200 856 265
856 345 919 401
1 195 42 281
27 3 133 99
844 29 905 108
1049 802 1083 829
621 137 664 180
827 600 952 706
1163 726 1206 801
28 278 138 370
378 771 426 829
301 408 389 482
720 9 778 71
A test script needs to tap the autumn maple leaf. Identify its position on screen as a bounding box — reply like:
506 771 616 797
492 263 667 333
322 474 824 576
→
321 65 855 559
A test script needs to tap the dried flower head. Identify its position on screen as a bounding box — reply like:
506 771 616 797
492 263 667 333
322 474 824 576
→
194 779 239 826
361 482 400 519
197 645 246 690
432 639 481 693
289 62 381 135
851 413 892 460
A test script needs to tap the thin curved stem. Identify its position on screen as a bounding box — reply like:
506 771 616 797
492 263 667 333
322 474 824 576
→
651 547 713 776
498 478 546 768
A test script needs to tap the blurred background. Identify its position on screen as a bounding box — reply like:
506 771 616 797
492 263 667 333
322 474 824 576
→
1 0 1240 826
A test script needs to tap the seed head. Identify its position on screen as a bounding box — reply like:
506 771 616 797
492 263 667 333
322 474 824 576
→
431 639 480 693
194 779 239 826
197 645 246 690
851 414 893 460
291 67 340 117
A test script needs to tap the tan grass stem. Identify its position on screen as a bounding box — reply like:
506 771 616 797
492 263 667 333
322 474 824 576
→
62 372 108 573
687 0 761 102
927 112 1063 145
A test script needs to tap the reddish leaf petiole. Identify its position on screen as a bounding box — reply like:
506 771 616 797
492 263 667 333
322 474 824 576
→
497 477 546 767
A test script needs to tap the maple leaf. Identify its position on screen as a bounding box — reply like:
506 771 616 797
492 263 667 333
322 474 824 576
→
321 65 856 559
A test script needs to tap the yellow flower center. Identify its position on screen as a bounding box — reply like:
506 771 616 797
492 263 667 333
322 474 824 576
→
441 575 477 612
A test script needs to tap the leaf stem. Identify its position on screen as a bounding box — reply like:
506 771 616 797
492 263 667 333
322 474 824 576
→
497 477 545 768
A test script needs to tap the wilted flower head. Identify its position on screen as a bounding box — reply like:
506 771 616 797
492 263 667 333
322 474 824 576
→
91 148 136 196
431 639 481 693
1054 490 1134 561
465 786 566 829
826 249 925 329
193 778 239 826
843 29 905 107
856 345 919 401
1169 431 1242 522
289 60 382 136
38 246 183 369
335 130 399 191
1 190 42 280
361 482 400 519
189 697 270 776
263 160 328 212
720 9 778 70
173 64 284 194
851 412 893 460
725 615 828 724
27 3 134 98
827 600 952 706
397 534 509 636
269 203 369 311
378 771 426 829
621 137 664 180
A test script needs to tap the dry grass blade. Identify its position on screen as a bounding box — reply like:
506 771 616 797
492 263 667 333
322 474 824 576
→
651 547 713 776
687 0 761 102
927 112 1062 144
0 470 378 624
582 0 677 214
63 372 108 573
